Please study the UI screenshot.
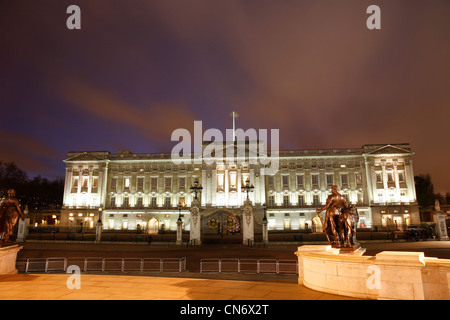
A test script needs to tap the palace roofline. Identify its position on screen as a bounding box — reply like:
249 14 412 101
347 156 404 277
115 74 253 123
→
65 143 412 162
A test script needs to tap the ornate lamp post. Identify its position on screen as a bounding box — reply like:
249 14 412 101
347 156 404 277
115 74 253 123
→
95 207 103 244
241 178 255 246
242 178 254 200
189 180 202 246
190 178 203 201
177 203 183 221
262 203 269 246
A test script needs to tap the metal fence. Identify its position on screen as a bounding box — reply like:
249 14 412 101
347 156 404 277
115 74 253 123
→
200 258 298 275
16 257 187 274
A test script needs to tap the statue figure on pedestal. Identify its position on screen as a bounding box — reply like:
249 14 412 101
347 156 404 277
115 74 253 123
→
316 185 349 246
339 205 359 247
0 189 25 244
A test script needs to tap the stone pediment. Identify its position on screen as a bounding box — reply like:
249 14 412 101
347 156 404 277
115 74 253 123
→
65 152 109 162
365 144 412 156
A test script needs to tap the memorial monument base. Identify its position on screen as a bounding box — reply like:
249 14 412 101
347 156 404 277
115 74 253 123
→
295 244 450 300
0 244 22 274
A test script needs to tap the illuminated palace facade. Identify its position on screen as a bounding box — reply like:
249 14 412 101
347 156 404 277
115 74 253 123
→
60 143 420 236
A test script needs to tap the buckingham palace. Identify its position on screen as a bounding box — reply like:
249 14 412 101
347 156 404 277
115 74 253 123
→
60 142 420 239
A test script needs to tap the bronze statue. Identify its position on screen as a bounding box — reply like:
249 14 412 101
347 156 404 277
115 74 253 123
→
0 189 25 244
339 205 359 247
316 185 349 246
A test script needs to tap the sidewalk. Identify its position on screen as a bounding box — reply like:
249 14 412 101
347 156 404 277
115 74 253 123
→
0 273 358 300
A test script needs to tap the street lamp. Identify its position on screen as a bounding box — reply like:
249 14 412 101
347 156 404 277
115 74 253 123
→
190 178 203 200
97 207 103 224
242 177 254 200
262 203 267 222
177 202 183 222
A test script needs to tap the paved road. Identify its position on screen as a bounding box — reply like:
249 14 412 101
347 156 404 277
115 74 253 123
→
17 239 450 274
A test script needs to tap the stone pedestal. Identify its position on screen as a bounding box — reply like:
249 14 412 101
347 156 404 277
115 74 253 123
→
16 218 30 243
176 219 183 245
189 199 201 245
95 220 103 244
434 212 449 241
242 199 254 246
0 244 22 274
262 220 269 246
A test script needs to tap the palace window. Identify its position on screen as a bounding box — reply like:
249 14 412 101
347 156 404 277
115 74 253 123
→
165 178 172 189
298 194 304 206
387 172 394 183
229 172 237 190
111 178 117 189
165 196 171 208
137 177 144 191
151 196 157 208
268 176 274 187
179 177 185 189
341 174 348 185
297 175 304 187
110 196 116 207
282 175 289 188
151 178 158 190
137 196 143 208
376 173 382 183
355 173 362 185
123 196 129 208
92 178 98 190
283 195 290 206
326 174 333 186
311 174 318 187
313 194 319 206
268 195 275 207
398 172 405 182
124 178 130 189
217 174 224 191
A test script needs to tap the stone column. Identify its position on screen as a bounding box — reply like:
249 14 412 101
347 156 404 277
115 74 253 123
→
433 200 449 241
176 218 183 245
262 218 269 246
95 219 103 244
189 199 201 245
241 199 254 246
16 205 29 243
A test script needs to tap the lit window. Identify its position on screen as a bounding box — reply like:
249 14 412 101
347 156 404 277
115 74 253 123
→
124 178 130 188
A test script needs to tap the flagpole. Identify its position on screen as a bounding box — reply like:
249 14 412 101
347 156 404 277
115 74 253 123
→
232 111 235 142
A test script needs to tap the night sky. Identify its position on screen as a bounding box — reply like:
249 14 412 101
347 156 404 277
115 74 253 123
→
1 1 449 193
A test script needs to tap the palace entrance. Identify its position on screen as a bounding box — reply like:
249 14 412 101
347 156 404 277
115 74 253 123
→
202 209 241 243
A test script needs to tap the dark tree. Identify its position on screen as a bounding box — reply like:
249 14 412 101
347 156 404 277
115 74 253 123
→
414 174 436 208
0 161 64 211
0 161 28 196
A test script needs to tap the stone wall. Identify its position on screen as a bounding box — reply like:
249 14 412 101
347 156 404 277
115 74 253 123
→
295 245 450 300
